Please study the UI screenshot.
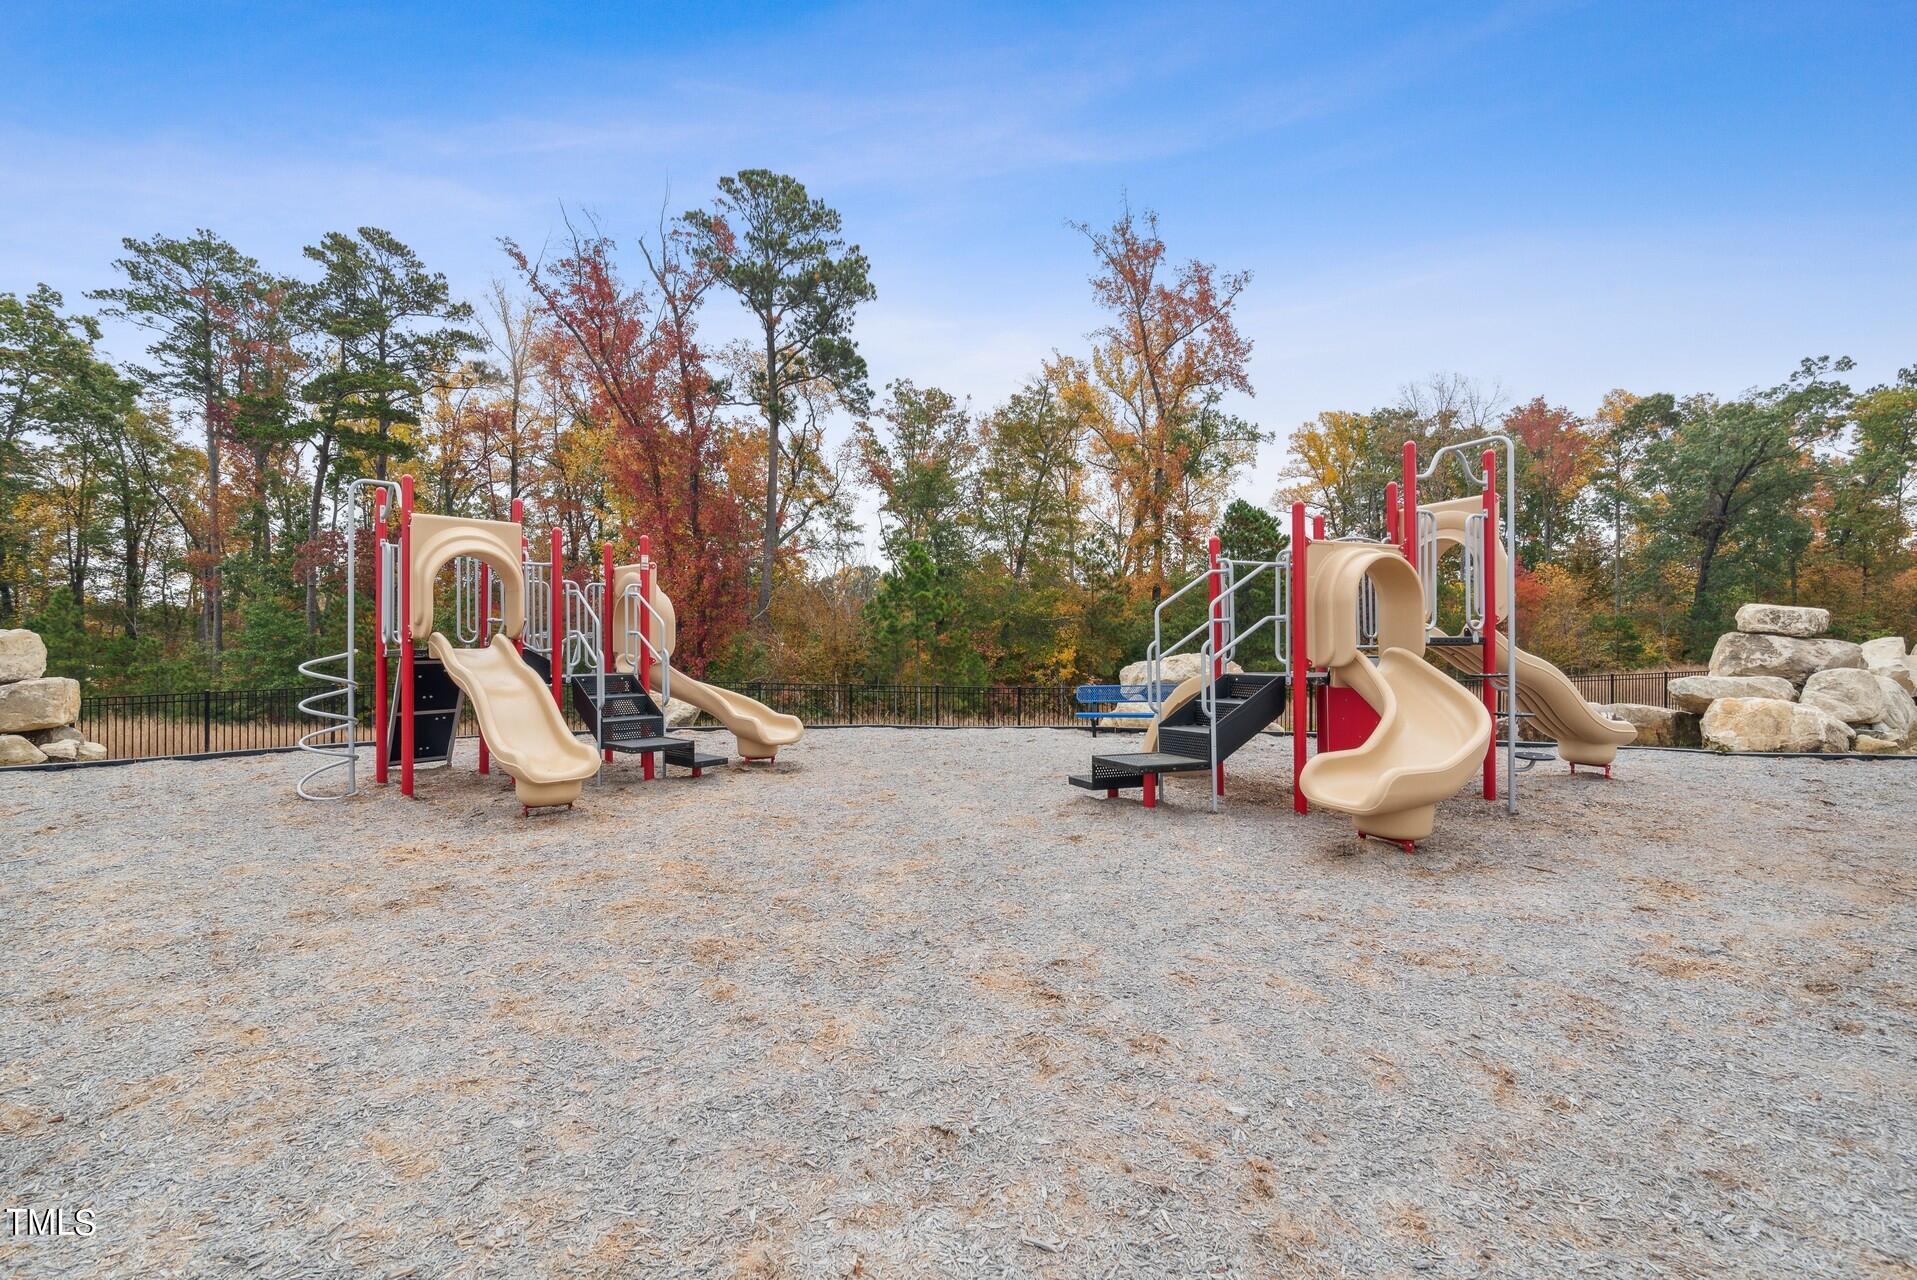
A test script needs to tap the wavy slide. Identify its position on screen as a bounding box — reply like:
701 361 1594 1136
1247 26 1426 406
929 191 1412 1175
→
429 632 601 807
1293 540 1492 845
1299 648 1492 843
610 567 804 761
1417 494 1635 768
1425 629 1635 767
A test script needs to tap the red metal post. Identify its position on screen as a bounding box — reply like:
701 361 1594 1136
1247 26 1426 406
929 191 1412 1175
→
1384 481 1399 545
549 527 564 709
639 535 655 781
373 489 389 786
1290 502 1308 813
601 542 614 763
1207 533 1224 798
1313 505 1329 755
1482 447 1499 802
478 558 491 776
399 475 415 798
1142 772 1157 809
1402 440 1419 571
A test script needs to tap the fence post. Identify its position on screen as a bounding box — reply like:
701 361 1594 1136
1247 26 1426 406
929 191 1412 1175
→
202 689 212 755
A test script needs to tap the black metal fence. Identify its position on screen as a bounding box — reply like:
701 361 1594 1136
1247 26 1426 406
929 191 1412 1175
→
67 669 1705 763
1562 667 1703 707
725 682 1081 728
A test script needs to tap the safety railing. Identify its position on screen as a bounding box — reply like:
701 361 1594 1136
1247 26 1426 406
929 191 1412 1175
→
1145 569 1217 713
378 540 402 646
297 477 400 801
616 582 674 710
1417 509 1437 625
1197 556 1288 813
561 579 608 765
1417 433 1519 815
523 557 554 654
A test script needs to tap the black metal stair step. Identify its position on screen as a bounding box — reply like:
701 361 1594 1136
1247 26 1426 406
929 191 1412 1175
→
1089 751 1209 776
670 750 729 771
603 735 684 753
1069 772 1144 790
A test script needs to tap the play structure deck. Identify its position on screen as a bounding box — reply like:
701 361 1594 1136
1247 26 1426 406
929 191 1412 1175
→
1069 433 1637 850
295 478 802 811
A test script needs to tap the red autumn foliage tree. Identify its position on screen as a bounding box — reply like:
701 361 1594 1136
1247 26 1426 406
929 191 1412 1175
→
1502 396 1595 563
504 216 750 674
1066 206 1261 599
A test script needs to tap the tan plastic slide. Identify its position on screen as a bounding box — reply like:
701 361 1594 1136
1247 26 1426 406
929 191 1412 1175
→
1419 496 1636 767
1296 541 1493 843
408 512 601 808
610 565 804 761
429 632 602 807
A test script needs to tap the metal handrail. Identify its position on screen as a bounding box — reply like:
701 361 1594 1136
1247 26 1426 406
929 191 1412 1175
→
1416 432 1518 816
561 580 607 765
523 559 553 653
1146 568 1220 712
1463 512 1487 630
379 541 402 645
1194 558 1288 813
1417 510 1437 626
453 556 483 644
297 477 400 801
617 582 673 709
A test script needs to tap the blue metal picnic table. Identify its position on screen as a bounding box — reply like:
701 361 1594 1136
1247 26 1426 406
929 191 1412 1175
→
1073 682 1177 735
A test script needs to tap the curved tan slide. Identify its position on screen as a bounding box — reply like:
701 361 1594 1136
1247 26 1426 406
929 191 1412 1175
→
1300 648 1493 841
1295 541 1492 843
610 565 804 761
429 632 601 807
1419 495 1635 767
1425 630 1635 767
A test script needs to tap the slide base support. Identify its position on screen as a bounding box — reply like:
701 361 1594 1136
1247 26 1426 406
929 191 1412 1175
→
1359 831 1419 855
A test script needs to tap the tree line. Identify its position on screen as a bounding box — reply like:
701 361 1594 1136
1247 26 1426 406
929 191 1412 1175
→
2 170 1912 693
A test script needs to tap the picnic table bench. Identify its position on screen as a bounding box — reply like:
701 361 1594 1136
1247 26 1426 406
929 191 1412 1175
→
1073 682 1177 735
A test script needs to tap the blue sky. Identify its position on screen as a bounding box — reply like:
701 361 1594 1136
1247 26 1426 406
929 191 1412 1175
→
4 0 1914 545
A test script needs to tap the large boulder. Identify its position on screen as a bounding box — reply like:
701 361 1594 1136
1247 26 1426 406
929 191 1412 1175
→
1799 667 1889 726
1864 674 1917 746
75 741 107 761
29 725 83 747
1708 632 1864 687
663 697 699 728
0 733 47 765
1854 735 1904 754
1734 603 1830 637
1119 651 1243 688
0 629 47 683
1701 697 1855 753
1594 702 1699 747
1860 636 1916 695
0 676 81 734
37 738 78 761
1666 674 1795 714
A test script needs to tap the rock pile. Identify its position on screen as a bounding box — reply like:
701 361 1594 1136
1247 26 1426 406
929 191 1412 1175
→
1672 605 1917 754
0 630 107 765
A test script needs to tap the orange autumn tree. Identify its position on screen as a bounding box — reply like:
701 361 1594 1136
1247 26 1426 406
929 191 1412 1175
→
1067 206 1264 600
505 217 750 674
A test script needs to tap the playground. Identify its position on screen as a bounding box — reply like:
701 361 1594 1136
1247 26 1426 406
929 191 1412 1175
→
2 730 1909 1278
